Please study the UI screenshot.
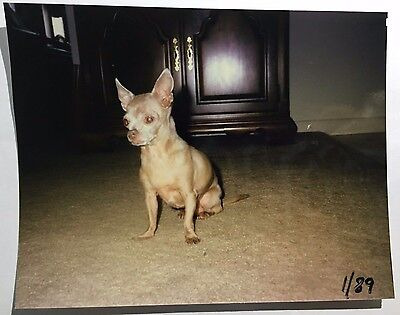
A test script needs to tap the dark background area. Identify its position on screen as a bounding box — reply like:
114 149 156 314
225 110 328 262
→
4 4 386 173
5 3 298 170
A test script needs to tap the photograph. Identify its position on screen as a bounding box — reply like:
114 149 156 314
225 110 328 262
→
4 2 394 310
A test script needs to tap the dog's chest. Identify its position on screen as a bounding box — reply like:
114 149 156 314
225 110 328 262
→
140 150 186 189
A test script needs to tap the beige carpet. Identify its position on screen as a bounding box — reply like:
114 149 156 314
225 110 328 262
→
14 132 393 309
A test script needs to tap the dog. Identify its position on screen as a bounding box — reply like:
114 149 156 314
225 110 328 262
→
116 68 248 244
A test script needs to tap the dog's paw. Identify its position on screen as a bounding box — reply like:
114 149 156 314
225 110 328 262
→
185 234 201 245
177 210 185 219
136 230 155 240
197 212 212 220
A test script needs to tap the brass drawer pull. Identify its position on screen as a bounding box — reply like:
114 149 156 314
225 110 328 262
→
186 36 194 71
172 37 180 72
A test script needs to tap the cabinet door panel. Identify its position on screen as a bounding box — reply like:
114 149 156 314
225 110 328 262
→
199 11 265 100
109 8 180 95
184 10 278 115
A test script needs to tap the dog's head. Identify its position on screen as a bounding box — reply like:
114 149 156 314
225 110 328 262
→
115 69 174 146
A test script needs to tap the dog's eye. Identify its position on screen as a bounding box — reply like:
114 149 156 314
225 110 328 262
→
145 116 154 124
123 118 129 127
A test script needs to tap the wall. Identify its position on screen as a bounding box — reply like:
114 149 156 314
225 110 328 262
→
289 11 386 135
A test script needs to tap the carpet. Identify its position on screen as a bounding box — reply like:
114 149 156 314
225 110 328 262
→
15 132 393 309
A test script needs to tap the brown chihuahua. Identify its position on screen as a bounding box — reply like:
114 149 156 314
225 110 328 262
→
116 68 247 244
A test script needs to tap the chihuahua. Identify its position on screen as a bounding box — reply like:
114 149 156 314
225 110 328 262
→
116 69 247 244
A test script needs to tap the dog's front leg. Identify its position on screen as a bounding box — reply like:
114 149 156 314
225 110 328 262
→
183 191 200 244
138 189 158 239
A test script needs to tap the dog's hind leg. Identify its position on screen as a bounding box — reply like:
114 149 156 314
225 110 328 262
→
199 183 223 219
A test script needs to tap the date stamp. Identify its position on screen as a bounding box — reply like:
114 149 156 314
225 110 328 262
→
342 271 374 299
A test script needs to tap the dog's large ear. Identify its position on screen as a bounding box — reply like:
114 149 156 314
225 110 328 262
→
115 78 134 111
152 68 174 108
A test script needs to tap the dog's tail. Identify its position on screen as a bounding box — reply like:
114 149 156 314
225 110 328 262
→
223 193 250 206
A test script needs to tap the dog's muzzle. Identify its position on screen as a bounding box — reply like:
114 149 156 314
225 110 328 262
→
127 130 156 146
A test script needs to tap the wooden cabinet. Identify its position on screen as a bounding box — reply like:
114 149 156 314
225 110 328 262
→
181 10 294 137
5 3 74 155
75 6 297 141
